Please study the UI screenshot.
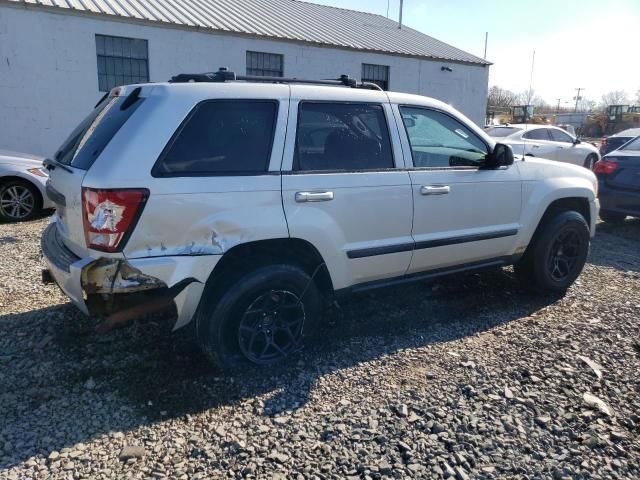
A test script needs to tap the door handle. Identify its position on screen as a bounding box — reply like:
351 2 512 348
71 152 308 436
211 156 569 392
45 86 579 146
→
420 185 450 195
295 191 334 203
532 145 540 148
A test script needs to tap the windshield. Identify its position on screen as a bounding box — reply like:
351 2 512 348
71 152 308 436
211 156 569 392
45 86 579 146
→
620 136 640 151
485 127 521 138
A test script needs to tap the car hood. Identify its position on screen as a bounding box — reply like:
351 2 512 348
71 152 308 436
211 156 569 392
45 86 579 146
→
517 156 597 185
0 150 45 167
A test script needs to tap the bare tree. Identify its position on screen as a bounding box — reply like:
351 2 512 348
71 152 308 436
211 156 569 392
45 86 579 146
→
515 89 547 109
578 98 597 113
599 90 630 108
487 86 518 107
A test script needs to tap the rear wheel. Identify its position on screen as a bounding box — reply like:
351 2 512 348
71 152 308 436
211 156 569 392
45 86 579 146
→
583 153 597 170
599 210 626 224
515 211 590 292
195 264 321 369
0 180 42 222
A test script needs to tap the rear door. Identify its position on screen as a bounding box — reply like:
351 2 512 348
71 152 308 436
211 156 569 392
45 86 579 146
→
46 88 146 257
281 86 413 289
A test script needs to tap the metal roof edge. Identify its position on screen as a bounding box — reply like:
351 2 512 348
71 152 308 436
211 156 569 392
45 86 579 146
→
0 0 492 66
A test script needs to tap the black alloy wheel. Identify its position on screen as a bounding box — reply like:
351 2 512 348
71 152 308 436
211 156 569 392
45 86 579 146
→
238 289 306 364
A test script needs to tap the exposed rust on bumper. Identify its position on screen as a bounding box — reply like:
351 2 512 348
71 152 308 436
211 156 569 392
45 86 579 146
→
81 258 166 295
79 258 199 333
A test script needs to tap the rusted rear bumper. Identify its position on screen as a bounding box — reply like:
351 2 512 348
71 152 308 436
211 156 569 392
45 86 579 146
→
41 223 220 331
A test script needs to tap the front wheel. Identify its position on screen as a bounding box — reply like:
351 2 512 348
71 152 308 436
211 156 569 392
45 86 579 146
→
0 180 42 222
195 264 321 369
515 211 590 293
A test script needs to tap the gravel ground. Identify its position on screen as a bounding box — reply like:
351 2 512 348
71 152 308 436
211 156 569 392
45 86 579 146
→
1 215 639 479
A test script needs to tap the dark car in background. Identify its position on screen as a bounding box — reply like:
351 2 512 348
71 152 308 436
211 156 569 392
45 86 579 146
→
600 128 640 156
594 136 640 223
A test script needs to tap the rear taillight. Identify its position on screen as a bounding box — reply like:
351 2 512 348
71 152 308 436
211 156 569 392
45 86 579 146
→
593 160 618 175
82 188 148 252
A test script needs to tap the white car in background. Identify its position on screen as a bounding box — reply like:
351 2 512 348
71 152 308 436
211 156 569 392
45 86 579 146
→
485 124 600 169
0 150 54 222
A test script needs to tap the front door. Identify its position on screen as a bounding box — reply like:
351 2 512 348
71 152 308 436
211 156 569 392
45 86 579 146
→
281 88 413 289
394 105 522 274
521 127 559 160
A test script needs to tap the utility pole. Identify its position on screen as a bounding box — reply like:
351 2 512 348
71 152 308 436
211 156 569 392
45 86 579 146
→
484 32 488 59
398 0 404 29
556 98 561 114
574 88 584 112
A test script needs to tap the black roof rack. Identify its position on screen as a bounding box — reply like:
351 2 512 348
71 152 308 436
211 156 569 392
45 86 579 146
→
168 67 383 91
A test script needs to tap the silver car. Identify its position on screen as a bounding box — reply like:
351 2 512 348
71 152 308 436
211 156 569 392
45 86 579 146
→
0 150 54 222
485 124 600 169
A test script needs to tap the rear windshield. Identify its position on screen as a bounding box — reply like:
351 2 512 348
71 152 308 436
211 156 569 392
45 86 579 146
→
485 127 521 138
620 137 640 151
53 93 144 170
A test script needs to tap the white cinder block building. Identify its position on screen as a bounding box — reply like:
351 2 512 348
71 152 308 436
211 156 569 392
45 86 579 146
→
0 0 490 156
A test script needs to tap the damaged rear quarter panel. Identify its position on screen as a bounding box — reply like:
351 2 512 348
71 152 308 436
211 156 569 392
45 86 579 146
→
123 180 289 259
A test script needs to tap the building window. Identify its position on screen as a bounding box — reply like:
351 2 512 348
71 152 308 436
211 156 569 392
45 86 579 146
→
362 63 390 90
96 34 149 92
246 51 284 77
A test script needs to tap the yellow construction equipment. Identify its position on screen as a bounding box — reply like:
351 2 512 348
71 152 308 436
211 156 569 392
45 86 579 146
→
582 105 640 137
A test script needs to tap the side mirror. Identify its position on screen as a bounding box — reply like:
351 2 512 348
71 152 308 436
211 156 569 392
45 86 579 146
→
573 138 581 145
485 143 514 168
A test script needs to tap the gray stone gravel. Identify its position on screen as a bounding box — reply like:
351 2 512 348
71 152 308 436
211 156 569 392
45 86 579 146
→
1 215 639 479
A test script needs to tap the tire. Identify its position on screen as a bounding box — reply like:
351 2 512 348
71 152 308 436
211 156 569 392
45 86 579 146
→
599 210 626 224
195 264 321 369
0 179 42 222
583 153 597 170
515 211 590 293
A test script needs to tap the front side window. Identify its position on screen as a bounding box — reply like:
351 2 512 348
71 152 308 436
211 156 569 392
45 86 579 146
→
399 107 488 168
96 35 149 92
362 64 390 90
294 103 394 171
548 129 574 143
153 101 277 177
522 129 551 141
246 51 284 77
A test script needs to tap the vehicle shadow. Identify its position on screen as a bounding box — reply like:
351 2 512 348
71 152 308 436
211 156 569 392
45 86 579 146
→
0 267 561 470
589 217 640 273
0 209 53 225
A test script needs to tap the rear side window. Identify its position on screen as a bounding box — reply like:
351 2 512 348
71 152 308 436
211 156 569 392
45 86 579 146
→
294 103 394 171
522 129 551 141
485 127 521 137
154 100 277 177
54 92 144 170
621 137 640 151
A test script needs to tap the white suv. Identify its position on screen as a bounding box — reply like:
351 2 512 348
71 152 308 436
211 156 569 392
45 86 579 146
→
42 71 599 367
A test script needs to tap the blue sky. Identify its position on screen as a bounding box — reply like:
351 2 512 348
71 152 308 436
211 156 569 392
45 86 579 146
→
310 0 640 104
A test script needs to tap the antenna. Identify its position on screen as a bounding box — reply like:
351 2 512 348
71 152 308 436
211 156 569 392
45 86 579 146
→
527 49 535 104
